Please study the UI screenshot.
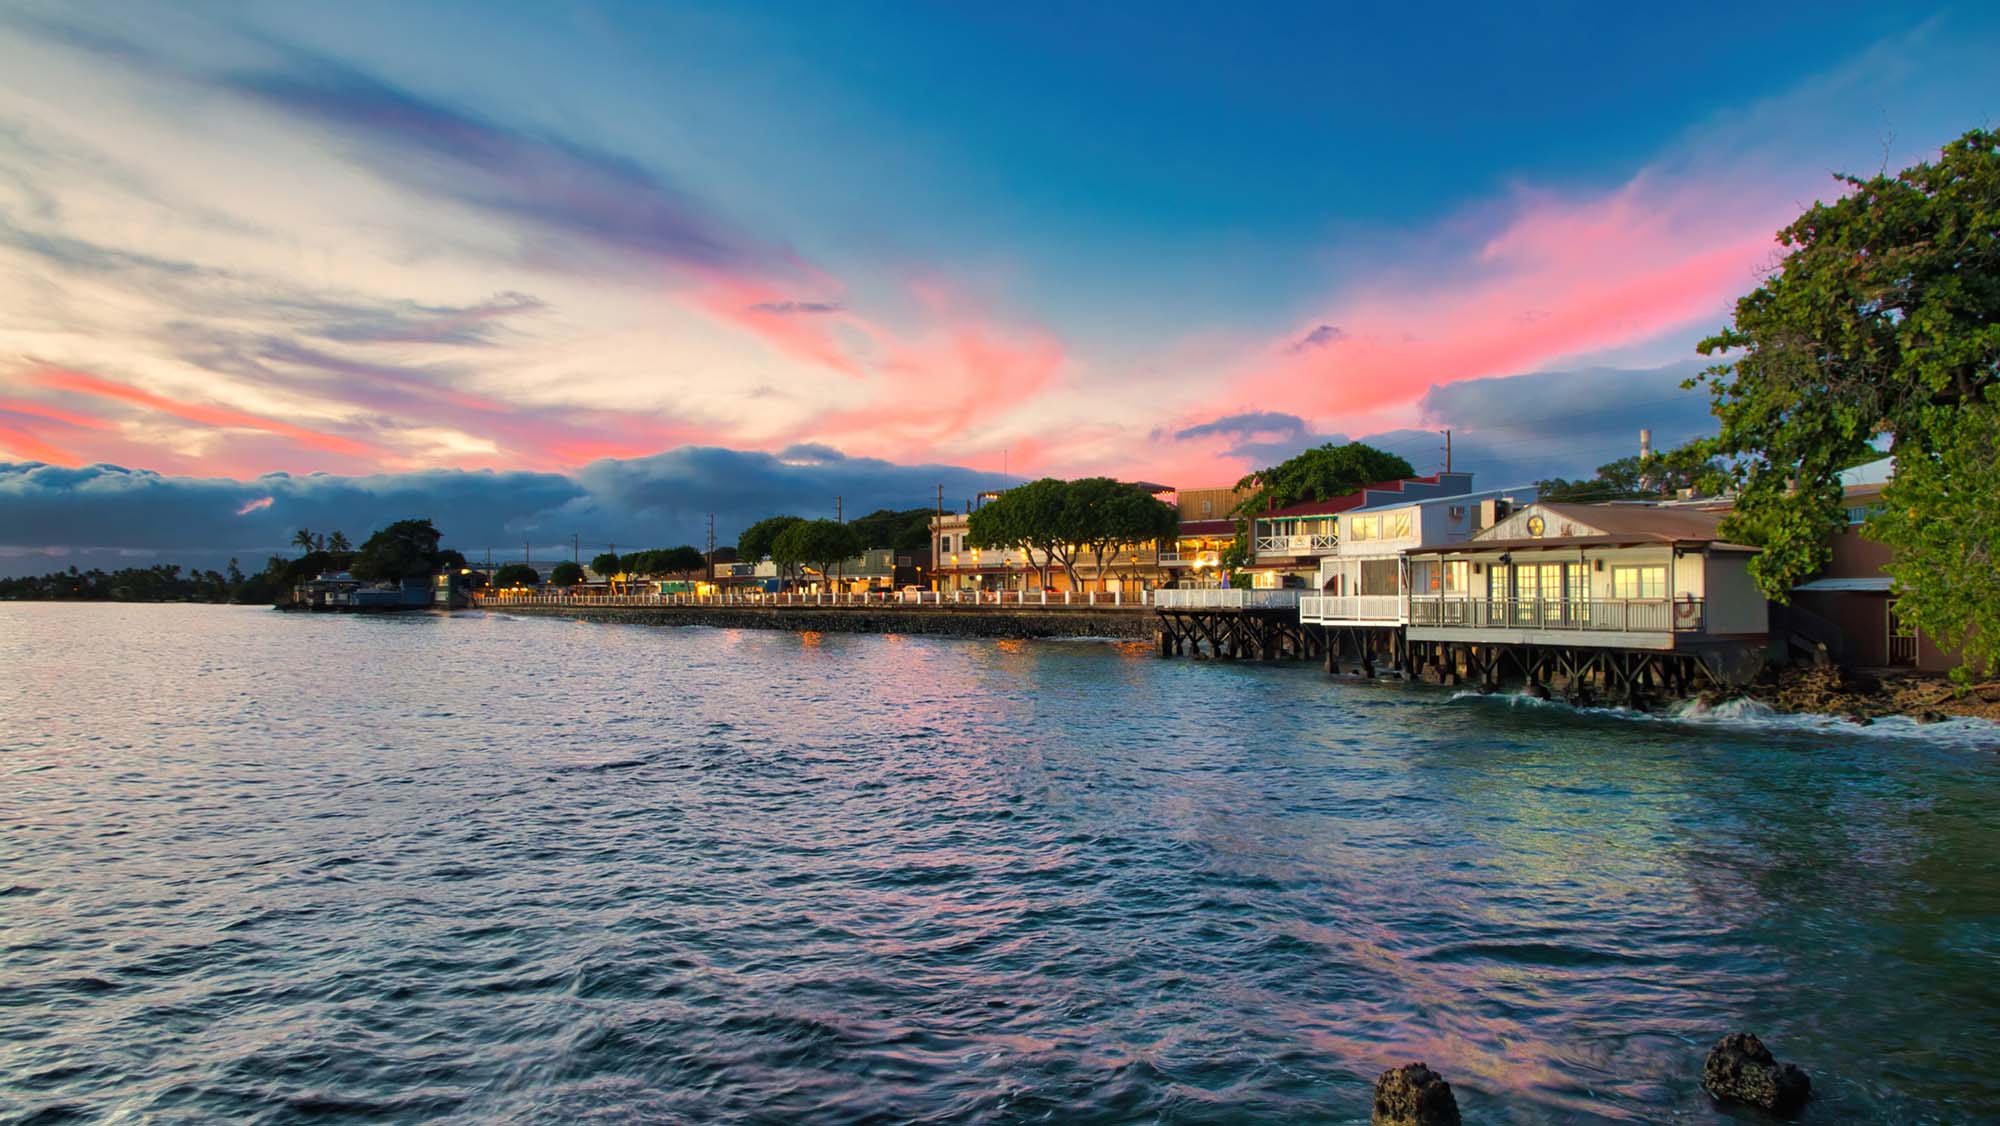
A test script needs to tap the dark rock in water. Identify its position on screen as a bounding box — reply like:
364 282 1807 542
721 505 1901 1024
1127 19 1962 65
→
1702 1032 1810 1115
1918 709 1948 724
1845 712 1873 726
1372 1062 1460 1126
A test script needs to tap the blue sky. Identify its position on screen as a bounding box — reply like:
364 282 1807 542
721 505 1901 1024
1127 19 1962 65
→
0 2 1994 569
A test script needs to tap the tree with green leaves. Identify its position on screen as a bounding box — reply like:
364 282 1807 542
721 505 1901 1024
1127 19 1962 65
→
1536 444 1725 503
492 562 540 588
738 515 805 586
349 518 450 583
550 561 585 587
772 519 862 590
291 528 316 553
326 530 352 553
589 551 621 576
1232 442 1415 517
653 545 707 590
968 477 1080 589
1068 477 1180 590
1696 127 2000 675
846 508 934 552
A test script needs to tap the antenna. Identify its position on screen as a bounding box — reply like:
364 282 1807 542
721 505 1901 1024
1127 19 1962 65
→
1441 428 1452 474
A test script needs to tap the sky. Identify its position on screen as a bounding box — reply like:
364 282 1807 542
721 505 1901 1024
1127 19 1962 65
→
1 2 1996 572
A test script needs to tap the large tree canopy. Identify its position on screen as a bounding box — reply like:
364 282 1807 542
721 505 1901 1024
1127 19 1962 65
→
967 477 1177 589
1696 128 1999 673
1233 442 1415 516
772 519 863 585
349 518 450 583
846 508 934 552
737 515 804 562
1536 444 1725 503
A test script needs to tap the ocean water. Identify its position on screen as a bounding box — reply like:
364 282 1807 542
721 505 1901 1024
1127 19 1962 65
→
2 603 1996 1124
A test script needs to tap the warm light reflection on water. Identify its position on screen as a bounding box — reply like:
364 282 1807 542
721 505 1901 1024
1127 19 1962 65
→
1 604 1996 1122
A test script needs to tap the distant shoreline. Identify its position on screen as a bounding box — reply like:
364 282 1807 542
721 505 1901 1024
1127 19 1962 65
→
482 601 1157 642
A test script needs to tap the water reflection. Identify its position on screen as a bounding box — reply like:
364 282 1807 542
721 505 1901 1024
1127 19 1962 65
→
0 604 1995 1123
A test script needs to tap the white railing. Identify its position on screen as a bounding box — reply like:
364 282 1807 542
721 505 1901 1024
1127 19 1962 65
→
1298 593 1404 623
473 589 1157 609
1407 597 1704 633
1155 589 1301 610
1254 534 1313 554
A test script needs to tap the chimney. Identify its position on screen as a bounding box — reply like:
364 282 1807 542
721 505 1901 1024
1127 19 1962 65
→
1639 428 1654 460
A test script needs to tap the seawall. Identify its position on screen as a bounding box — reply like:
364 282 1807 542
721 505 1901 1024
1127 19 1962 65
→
480 603 1156 641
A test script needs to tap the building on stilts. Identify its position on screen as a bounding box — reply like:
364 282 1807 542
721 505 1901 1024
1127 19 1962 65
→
1300 484 1538 676
1401 502 1770 705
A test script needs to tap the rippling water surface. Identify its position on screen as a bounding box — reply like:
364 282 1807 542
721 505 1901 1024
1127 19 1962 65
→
3 604 1997 1124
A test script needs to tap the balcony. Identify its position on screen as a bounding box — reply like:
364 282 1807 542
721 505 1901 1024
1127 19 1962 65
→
1407 596 1705 634
1156 589 1301 611
1299 594 1403 624
1253 533 1338 556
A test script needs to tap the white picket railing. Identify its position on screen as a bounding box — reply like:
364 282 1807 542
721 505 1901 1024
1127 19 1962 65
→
1298 594 1404 624
1154 589 1300 610
474 588 1157 609
1406 597 1704 633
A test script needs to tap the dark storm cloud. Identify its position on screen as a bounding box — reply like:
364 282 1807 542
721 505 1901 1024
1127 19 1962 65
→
1171 410 1350 466
1169 362 1717 482
1412 360 1717 480
0 446 1005 575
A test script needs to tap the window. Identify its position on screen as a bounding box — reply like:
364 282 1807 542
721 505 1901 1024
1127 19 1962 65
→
1611 565 1666 600
1444 560 1469 594
1359 559 1400 596
1488 564 1509 601
1383 511 1411 539
1448 505 1466 520
1201 499 1213 516
1348 515 1378 542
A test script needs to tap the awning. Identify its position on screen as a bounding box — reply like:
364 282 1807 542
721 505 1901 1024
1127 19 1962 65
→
1791 576 1893 593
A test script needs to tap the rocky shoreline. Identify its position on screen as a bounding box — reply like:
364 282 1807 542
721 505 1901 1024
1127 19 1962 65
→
1729 664 2000 724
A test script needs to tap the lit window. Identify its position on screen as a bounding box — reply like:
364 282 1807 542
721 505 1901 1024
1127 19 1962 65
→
1611 565 1666 600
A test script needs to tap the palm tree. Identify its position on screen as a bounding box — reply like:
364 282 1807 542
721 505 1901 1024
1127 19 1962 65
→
291 528 316 554
327 531 351 553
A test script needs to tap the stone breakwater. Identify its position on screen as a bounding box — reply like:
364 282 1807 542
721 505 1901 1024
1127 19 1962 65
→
483 603 1157 641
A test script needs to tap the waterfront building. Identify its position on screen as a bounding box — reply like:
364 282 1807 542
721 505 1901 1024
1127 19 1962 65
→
1246 472 1476 588
1786 456 1964 671
1403 501 1770 684
1299 484 1537 630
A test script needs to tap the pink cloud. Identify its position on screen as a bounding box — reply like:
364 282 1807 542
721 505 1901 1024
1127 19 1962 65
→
235 495 274 515
32 364 380 460
1228 175 1790 425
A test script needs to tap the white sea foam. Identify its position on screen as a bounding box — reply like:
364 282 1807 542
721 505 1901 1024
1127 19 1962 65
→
1446 687 2000 747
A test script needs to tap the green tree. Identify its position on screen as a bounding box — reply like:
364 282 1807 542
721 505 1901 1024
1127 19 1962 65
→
1536 444 1725 503
1233 442 1415 516
1068 478 1180 590
492 562 540 587
291 528 316 553
656 544 708 590
326 530 352 553
846 508 934 552
1695 128 2000 674
968 477 1081 589
349 518 449 583
590 551 622 577
772 520 862 590
738 515 805 585
550 561 585 587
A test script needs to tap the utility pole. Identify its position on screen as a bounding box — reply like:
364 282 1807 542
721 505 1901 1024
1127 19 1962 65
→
1441 428 1453 474
935 483 945 593
572 533 579 565
705 513 716 578
835 495 843 524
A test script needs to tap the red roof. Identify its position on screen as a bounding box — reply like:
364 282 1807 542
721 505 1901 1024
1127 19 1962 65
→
1257 475 1441 519
1177 518 1236 536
